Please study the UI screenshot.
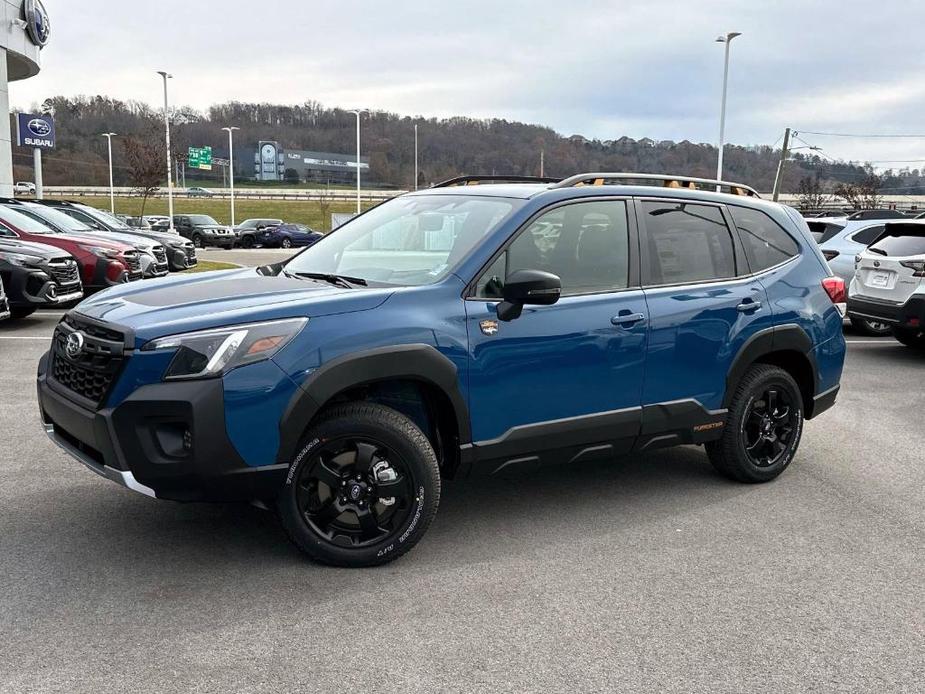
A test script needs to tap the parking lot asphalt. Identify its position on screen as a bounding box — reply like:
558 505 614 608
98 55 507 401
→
1 303 923 691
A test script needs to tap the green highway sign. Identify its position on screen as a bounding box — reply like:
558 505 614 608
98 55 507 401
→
188 146 213 170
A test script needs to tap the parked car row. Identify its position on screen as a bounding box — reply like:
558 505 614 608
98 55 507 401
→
0 200 198 323
122 214 324 250
805 211 925 345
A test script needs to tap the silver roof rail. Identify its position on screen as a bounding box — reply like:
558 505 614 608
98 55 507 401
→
551 172 761 198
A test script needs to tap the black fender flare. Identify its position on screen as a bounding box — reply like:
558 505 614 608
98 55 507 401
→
277 344 471 464
724 324 818 410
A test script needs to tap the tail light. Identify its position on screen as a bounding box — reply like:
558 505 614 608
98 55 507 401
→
822 276 846 304
822 276 847 317
822 250 839 262
899 260 925 277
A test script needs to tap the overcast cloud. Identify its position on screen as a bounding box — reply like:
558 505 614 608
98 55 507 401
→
12 0 925 167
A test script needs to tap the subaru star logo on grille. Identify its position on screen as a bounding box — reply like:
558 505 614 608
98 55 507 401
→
23 0 51 47
65 332 85 358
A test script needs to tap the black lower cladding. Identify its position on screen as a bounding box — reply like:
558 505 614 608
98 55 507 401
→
464 399 728 476
847 295 925 326
38 353 286 502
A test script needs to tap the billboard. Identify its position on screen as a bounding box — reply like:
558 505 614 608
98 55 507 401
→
257 141 282 181
16 113 55 149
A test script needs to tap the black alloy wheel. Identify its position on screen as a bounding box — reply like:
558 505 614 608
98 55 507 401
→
277 402 440 567
741 387 797 467
192 235 204 249
281 237 293 249
295 437 414 548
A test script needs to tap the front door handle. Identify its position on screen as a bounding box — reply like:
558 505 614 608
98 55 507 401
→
611 312 646 327
736 299 762 313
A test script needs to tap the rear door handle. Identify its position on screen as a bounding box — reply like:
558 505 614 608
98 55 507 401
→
611 312 646 327
736 299 762 313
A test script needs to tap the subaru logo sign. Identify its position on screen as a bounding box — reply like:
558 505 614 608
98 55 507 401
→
27 119 51 137
23 0 51 47
65 332 85 359
16 113 55 149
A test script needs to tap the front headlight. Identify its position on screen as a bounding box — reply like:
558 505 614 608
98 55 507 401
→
141 318 308 380
88 246 119 259
0 252 41 268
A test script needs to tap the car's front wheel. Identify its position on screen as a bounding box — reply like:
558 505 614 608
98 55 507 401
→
892 326 925 349
281 237 293 249
277 402 440 567
192 234 204 249
706 364 804 483
849 316 893 336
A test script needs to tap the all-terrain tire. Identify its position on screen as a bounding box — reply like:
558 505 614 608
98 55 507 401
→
706 364 804 483
277 402 440 567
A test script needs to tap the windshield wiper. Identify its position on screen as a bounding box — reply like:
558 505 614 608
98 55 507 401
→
286 271 367 288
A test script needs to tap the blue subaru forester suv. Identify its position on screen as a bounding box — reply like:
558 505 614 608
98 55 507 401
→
37 173 847 567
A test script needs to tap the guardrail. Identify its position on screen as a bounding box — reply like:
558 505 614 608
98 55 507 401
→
41 186 405 202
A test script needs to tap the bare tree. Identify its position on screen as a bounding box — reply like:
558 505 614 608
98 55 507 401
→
315 183 333 231
859 174 882 209
833 182 863 210
796 176 831 210
122 132 165 217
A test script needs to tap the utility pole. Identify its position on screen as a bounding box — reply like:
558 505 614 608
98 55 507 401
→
414 123 419 191
540 149 545 178
715 32 742 189
157 71 175 230
772 127 791 202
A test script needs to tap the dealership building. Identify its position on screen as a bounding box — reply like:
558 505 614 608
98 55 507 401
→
237 141 370 184
0 0 48 197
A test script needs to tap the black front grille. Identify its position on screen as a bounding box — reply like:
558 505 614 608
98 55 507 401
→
185 246 198 265
50 317 126 408
153 246 168 266
46 259 81 288
0 289 8 317
123 251 143 279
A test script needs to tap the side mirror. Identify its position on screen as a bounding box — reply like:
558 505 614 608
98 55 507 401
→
497 269 561 321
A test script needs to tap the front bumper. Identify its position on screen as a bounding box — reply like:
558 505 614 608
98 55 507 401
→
4 266 83 308
37 352 287 502
847 294 925 328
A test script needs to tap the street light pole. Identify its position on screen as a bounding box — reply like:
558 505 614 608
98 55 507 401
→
222 126 240 227
715 32 741 188
349 109 368 215
414 122 419 191
101 133 117 214
157 71 175 230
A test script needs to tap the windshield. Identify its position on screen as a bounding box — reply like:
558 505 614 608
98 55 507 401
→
188 215 220 225
0 206 58 234
80 205 131 230
284 195 518 286
23 205 94 232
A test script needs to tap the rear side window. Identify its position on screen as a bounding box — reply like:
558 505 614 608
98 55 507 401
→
851 225 885 246
641 201 735 285
869 228 925 257
729 207 799 272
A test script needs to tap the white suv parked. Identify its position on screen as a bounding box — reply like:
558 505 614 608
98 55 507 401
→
847 221 925 349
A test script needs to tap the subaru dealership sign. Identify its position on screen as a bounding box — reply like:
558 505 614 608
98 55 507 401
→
16 113 55 148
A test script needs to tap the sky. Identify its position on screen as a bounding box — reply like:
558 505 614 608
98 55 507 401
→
12 0 925 169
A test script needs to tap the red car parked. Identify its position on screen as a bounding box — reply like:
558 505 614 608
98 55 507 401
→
0 204 141 291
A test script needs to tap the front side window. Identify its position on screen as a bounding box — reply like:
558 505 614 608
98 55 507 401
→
641 201 735 285
285 195 518 286
730 207 799 272
475 200 630 298
187 215 220 226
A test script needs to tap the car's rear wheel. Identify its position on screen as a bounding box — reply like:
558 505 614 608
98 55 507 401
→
849 316 893 336
241 236 255 249
892 326 925 349
281 237 293 249
706 364 804 483
277 402 440 567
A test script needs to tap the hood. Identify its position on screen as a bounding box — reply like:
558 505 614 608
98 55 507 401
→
128 230 190 246
83 230 156 251
72 267 395 345
0 237 70 261
26 232 135 252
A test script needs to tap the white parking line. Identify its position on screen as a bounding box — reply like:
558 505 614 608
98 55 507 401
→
846 340 897 345
0 336 50 340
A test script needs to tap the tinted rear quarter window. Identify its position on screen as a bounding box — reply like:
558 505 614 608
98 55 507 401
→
641 201 735 284
730 207 799 272
851 225 885 246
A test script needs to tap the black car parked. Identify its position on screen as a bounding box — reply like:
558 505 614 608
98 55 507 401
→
173 215 236 248
0 237 83 320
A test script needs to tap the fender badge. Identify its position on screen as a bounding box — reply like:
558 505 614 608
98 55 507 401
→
479 319 499 336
